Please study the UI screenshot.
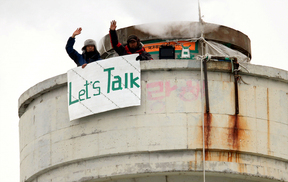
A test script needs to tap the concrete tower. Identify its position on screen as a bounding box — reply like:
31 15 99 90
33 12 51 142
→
18 22 288 182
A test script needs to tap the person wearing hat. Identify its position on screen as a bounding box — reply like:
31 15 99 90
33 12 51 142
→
109 20 152 61
66 27 101 68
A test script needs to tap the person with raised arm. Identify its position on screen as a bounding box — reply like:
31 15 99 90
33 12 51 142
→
109 20 153 61
66 27 101 68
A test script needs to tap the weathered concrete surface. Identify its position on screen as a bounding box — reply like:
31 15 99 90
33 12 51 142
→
19 60 288 182
18 73 67 117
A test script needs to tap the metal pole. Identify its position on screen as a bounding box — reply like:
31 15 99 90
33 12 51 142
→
233 60 239 115
203 60 210 114
200 58 206 182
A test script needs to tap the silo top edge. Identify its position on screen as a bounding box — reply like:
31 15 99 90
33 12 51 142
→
18 61 288 118
99 21 251 59
18 73 67 117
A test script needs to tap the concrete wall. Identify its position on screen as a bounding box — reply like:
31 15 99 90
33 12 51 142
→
18 60 288 182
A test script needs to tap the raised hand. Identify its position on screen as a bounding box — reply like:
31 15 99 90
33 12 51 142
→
110 20 117 31
82 63 87 68
72 27 82 38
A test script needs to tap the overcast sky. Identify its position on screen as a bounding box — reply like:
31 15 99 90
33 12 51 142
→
1 0 288 181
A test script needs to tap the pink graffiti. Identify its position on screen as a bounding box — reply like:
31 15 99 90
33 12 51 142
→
147 80 200 101
165 81 177 97
147 81 164 100
178 80 200 101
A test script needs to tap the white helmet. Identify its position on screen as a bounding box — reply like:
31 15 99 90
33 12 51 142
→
82 39 96 51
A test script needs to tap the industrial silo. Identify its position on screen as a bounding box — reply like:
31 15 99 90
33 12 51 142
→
18 22 288 182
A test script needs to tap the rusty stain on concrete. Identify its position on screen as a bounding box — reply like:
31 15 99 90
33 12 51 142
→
227 151 240 163
204 113 213 149
204 150 246 174
229 115 239 150
205 150 212 161
267 88 271 155
238 163 248 174
205 151 241 164
188 152 199 170
228 115 248 151
188 161 193 170
203 113 213 161
200 111 250 160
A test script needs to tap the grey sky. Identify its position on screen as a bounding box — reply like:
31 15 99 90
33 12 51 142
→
1 0 287 181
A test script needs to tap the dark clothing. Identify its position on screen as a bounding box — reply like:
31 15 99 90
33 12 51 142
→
65 37 101 66
109 29 153 60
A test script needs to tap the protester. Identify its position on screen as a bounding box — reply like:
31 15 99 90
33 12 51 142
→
66 27 101 68
109 20 152 61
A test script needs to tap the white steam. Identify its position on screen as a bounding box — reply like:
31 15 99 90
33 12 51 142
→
135 21 219 39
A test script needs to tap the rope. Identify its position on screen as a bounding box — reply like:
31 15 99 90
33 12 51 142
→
239 63 250 73
200 35 206 182
101 37 113 59
236 75 250 85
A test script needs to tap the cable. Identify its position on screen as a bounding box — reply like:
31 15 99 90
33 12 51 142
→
101 37 113 59
239 63 250 73
200 32 206 182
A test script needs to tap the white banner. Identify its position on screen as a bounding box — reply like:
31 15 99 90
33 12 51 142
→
67 54 141 121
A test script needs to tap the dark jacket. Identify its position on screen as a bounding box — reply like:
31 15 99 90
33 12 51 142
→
65 37 101 66
109 30 153 60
